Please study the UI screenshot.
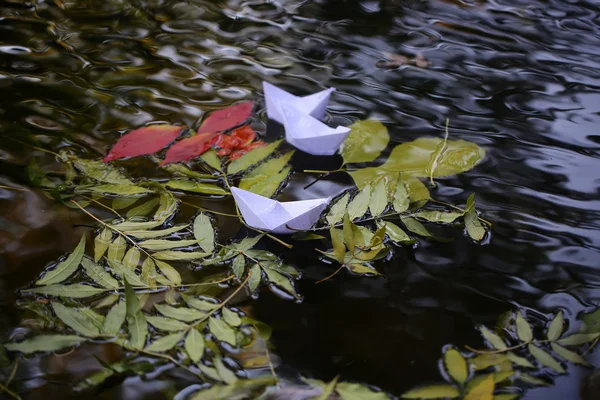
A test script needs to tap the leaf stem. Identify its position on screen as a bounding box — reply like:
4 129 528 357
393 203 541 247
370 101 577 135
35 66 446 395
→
465 341 531 355
180 201 238 218
428 118 450 187
0 185 28 192
429 199 492 226
303 168 346 174
79 195 122 218
140 349 203 379
315 265 345 284
265 345 279 388
582 335 600 356
0 383 20 400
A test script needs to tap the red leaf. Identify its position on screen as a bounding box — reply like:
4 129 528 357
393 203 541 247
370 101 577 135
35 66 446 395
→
103 125 183 162
216 148 231 156
231 125 256 148
160 132 218 166
229 141 267 160
196 101 254 134
213 133 237 150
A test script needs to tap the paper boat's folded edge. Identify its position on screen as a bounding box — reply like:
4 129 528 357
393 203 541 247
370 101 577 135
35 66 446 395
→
263 81 335 125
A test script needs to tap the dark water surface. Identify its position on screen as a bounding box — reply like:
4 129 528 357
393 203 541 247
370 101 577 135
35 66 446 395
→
2 0 600 398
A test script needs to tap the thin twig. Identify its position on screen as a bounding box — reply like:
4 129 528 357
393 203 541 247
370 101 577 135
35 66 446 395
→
0 185 28 192
79 195 121 218
465 341 531 355
180 201 238 218
6 359 18 387
0 383 21 400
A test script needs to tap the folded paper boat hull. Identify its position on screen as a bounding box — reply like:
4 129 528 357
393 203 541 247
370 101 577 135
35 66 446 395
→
263 82 335 125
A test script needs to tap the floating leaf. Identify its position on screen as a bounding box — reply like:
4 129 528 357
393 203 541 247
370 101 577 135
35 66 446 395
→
194 213 215 253
414 211 463 223
340 120 389 165
444 348 468 385
393 176 410 213
557 333 600 346
164 180 227 195
331 227 346 263
155 190 179 222
464 374 494 400
493 395 520 400
185 328 205 362
222 308 242 327
140 258 157 288
343 213 355 252
479 326 507 350
246 165 291 198
402 384 460 399
160 132 218 165
582 308 600 334
146 315 189 331
248 264 261 292
23 284 106 298
231 255 246 280
4 335 87 354
111 219 163 232
52 303 100 337
516 312 533 342
139 239 199 251
125 224 189 240
154 260 182 286
347 184 371 220
377 221 412 244
184 296 218 312
518 373 549 386
94 228 113 262
401 216 432 237
326 193 349 225
227 140 282 175
506 352 534 368
471 354 510 370
122 247 141 270
145 332 185 352
103 125 183 162
37 235 86 286
109 260 145 287
239 151 294 196
101 301 126 335
155 304 205 322
209 317 237 345
232 235 264 253
263 268 298 298
125 280 148 349
107 236 127 264
82 258 119 289
152 250 209 261
126 198 160 218
189 378 275 400
527 344 564 373
113 197 138 210
197 101 253 134
551 343 590 366
77 184 153 196
215 356 238 384
369 180 388 217
95 294 120 308
336 382 389 400
348 263 381 275
200 148 222 171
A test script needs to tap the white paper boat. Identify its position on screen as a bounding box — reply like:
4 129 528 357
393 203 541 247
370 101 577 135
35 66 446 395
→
278 102 351 156
263 82 334 125
231 187 330 234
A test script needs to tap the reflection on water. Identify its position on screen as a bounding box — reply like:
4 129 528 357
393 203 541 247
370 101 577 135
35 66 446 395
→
2 0 600 398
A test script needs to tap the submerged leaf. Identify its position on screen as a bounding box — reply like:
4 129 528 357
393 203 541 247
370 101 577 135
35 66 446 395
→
340 120 389 165
103 125 183 162
401 384 460 399
126 198 159 218
37 235 86 286
76 184 153 196
69 156 132 184
194 213 215 253
4 335 87 354
125 280 148 349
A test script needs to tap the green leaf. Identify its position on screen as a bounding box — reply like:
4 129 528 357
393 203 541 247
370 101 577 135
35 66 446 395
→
94 228 113 262
140 257 157 288
336 382 389 400
95 294 120 308
464 374 494 400
164 180 227 195
52 303 101 337
227 140 282 175
36 235 86 285
183 296 218 312
557 333 600 346
465 208 485 241
239 151 294 195
154 190 179 222
248 264 261 292
107 235 127 264
154 259 182 286
110 219 163 232
125 224 189 239
199 148 222 171
109 260 146 287
145 331 184 352
331 227 346 263
122 247 141 269
326 193 350 225
470 354 510 370
194 213 215 253
138 239 199 251
189 378 276 400
369 179 388 217
527 343 565 373
402 384 460 399
125 280 148 350
343 213 355 252
348 263 381 275
209 317 237 345
444 348 468 385
551 343 590 366
401 216 432 237
347 185 371 220
102 301 126 335
76 184 153 196
493 395 520 400
393 176 410 213
82 258 119 289
414 211 463 223
246 165 291 197
376 221 413 244
479 326 507 350
152 250 209 261
4 335 87 354
222 308 242 327
113 197 139 210
340 120 389 165
23 284 106 298
155 304 205 322
518 373 549 386
506 352 534 368
263 268 298 298
582 308 600 334
146 315 189 331
126 198 160 218
231 235 264 252
231 254 246 279
516 312 533 342
185 328 205 362
215 356 238 384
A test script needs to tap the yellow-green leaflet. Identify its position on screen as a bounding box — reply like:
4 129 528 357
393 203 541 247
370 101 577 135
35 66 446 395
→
36 235 86 286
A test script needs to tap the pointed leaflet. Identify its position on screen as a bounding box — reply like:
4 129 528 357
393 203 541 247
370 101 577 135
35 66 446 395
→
107 235 127 264
209 317 237 345
155 304 205 322
183 295 219 312
516 312 533 342
336 382 389 400
109 260 145 287
147 316 189 331
331 227 346 263
369 179 388 216
102 301 126 335
76 184 153 196
222 308 242 327
444 348 468 385
263 268 298 298
215 356 238 384
52 303 100 337
414 211 463 223
145 332 185 352
245 165 291 197
547 311 564 341
227 140 282 175
36 235 86 286
152 251 209 261
185 328 205 362
527 344 565 373
69 156 132 184
23 284 106 298
471 354 510 370
103 125 183 162
347 184 371 220
340 120 389 165
506 352 534 368
401 385 460 399
200 148 222 171
232 255 245 279
155 190 178 222
326 193 349 225
4 335 87 354
160 132 219 165
122 248 141 270
126 198 159 218
164 179 227 195
464 374 494 400
550 343 590 366
394 176 410 213
82 258 119 289
126 224 189 240
125 280 148 349
377 221 412 243
94 228 113 262
112 197 138 209
401 216 432 237
248 264 261 292
154 259 181 286
239 151 294 192
343 213 355 252
197 101 253 134
465 194 485 241
479 326 507 350
194 213 215 253
139 239 199 251
557 333 600 346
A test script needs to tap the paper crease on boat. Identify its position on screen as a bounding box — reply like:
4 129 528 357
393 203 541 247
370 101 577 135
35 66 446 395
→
231 187 330 234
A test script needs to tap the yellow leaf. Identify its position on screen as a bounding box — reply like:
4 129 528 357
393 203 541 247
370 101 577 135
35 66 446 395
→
464 374 494 400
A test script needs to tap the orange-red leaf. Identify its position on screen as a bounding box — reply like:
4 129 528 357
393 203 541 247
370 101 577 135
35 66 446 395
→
213 133 237 151
229 141 267 160
160 132 218 166
103 125 183 162
231 125 256 148
216 148 231 156
196 101 254 134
